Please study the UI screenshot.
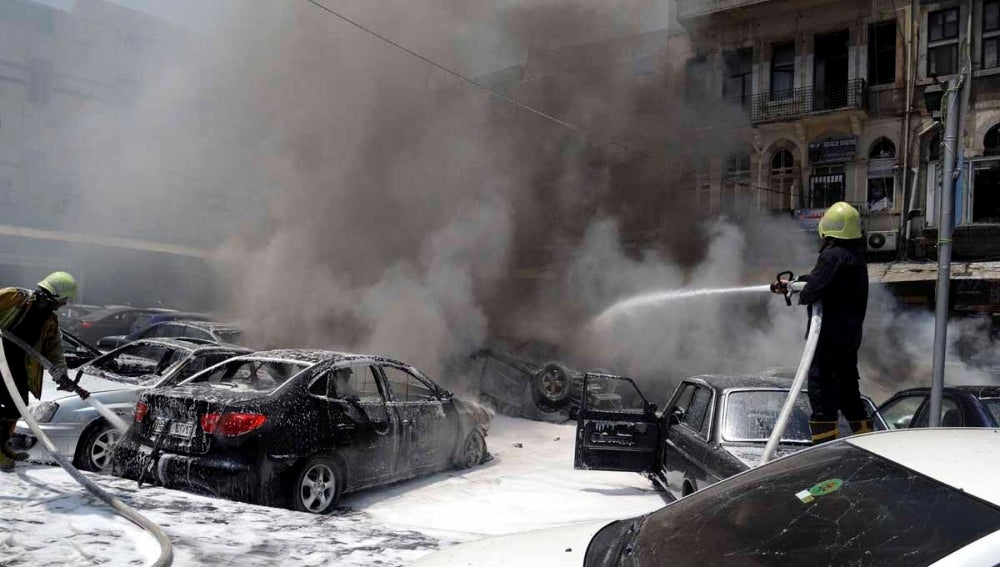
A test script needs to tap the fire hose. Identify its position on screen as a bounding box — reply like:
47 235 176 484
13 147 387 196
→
0 329 174 567
759 274 822 466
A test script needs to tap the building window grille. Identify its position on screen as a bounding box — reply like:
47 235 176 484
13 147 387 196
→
867 138 896 211
769 149 796 210
723 151 752 215
723 49 753 107
868 21 897 85
869 137 896 159
983 0 1000 69
770 43 795 100
809 165 846 208
927 7 960 76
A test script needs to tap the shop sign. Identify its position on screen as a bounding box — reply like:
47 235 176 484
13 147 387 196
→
809 137 858 164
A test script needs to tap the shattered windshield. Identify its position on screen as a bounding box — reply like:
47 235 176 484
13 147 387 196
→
186 359 308 393
723 390 861 443
623 443 1000 566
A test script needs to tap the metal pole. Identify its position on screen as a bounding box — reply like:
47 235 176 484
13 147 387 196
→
929 77 961 427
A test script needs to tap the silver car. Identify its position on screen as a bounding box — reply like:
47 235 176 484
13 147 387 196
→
14 338 250 472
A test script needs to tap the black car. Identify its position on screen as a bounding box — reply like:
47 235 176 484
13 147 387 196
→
57 303 104 323
574 374 884 501
879 386 1000 429
97 320 242 351
65 306 177 344
113 350 491 514
62 330 101 369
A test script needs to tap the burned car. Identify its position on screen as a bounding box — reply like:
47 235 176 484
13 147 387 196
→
113 350 491 514
471 343 621 421
574 374 885 501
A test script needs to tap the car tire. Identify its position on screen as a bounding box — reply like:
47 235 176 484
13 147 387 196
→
76 421 124 473
292 455 344 514
531 362 573 407
453 429 487 469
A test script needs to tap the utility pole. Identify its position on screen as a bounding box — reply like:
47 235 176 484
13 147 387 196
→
929 77 961 427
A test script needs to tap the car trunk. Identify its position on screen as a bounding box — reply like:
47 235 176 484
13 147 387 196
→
138 385 266 454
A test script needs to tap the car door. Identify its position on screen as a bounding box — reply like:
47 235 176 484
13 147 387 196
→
380 364 456 474
574 375 660 472
661 383 717 496
326 364 400 484
878 393 928 429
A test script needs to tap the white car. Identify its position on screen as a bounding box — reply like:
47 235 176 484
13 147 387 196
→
413 428 1000 566
14 338 249 472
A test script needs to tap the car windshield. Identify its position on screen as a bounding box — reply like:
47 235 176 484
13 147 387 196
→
723 390 864 443
981 398 1000 424
90 344 187 386
615 442 1000 567
186 359 307 393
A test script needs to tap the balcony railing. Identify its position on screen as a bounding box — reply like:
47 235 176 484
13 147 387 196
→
733 79 869 123
676 0 775 20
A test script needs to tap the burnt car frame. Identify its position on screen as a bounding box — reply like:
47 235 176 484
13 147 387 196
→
574 374 885 501
879 386 1000 429
113 350 491 514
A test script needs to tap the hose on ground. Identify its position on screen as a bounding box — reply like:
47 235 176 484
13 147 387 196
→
0 331 173 567
759 301 823 466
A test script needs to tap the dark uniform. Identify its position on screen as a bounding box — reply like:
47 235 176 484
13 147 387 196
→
797 238 872 443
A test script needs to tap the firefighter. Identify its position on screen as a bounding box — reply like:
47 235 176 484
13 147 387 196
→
772 202 872 444
0 272 78 471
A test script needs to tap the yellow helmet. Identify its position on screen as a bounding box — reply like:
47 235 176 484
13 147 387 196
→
817 202 862 240
38 271 78 301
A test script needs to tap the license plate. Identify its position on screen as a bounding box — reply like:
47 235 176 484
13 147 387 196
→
169 422 195 438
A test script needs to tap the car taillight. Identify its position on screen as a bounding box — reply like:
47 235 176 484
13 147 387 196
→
200 412 266 436
134 401 148 423
80 321 92 329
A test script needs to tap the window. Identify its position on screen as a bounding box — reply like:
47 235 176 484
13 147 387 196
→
868 137 896 210
329 366 383 402
868 21 897 85
188 359 308 393
769 149 796 210
880 395 926 429
723 48 753 105
174 325 213 340
382 366 437 402
927 8 959 76
93 344 186 385
723 391 872 442
869 137 896 159
985 0 1000 69
985 123 1000 156
671 384 696 415
681 387 712 434
168 352 232 386
810 164 846 207
685 57 708 101
913 397 964 427
722 151 752 215
770 42 795 100
129 313 155 333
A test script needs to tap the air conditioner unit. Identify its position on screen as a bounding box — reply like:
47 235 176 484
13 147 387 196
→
867 230 897 252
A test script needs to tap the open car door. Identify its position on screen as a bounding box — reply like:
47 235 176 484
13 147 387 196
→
574 374 660 472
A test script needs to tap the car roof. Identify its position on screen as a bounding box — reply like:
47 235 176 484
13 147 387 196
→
890 385 1000 399
684 374 800 391
245 349 407 367
79 306 175 320
129 338 250 354
848 429 1000 506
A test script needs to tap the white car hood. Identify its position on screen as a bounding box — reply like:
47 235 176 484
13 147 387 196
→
38 370 139 402
410 521 609 567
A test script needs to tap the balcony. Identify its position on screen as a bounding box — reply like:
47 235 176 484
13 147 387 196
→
676 0 775 21
735 79 869 124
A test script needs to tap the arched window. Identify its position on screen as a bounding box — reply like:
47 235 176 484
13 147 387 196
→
869 137 896 159
985 124 1000 156
769 149 796 211
722 151 751 215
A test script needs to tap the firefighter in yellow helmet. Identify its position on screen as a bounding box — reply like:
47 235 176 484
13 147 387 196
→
772 203 872 444
0 272 77 470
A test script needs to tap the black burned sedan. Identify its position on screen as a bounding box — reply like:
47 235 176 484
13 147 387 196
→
575 374 884 501
113 350 491 514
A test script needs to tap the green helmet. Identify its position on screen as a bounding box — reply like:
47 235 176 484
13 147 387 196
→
817 202 862 240
38 271 78 301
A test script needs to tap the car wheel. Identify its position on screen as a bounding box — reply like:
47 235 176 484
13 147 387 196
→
78 422 124 473
292 455 344 514
531 362 573 406
454 429 487 469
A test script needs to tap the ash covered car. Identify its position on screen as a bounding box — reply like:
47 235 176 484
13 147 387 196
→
574 374 884 500
471 342 622 421
14 338 250 471
113 350 491 514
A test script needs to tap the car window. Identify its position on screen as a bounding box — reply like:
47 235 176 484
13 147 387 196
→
981 398 1000 424
880 395 926 429
723 391 877 443
627 442 1000 567
129 313 154 332
913 397 963 428
329 366 384 402
187 359 308 393
214 329 243 344
176 326 212 340
681 386 711 434
671 384 695 415
382 366 437 402
91 343 185 385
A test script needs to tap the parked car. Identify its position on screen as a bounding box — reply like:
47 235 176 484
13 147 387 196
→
574 374 885 501
471 342 620 421
97 320 242 350
57 303 104 323
64 306 176 344
62 330 101 369
879 386 1000 429
414 429 1000 566
13 339 250 472
113 350 492 514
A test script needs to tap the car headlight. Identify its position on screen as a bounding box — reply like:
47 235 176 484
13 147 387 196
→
30 402 59 423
